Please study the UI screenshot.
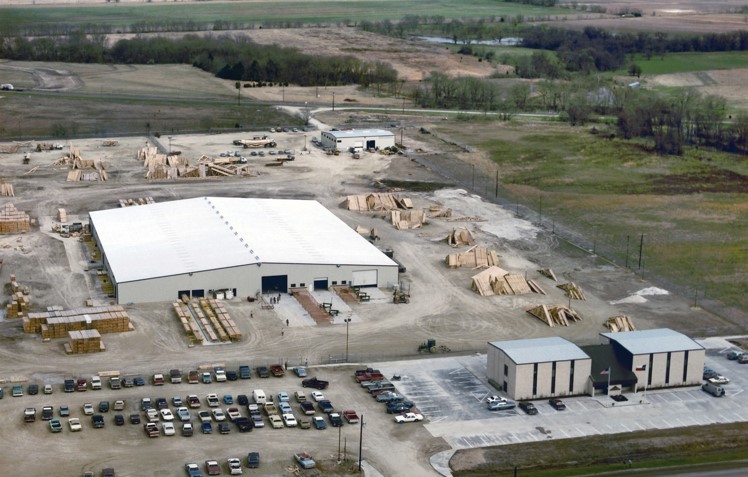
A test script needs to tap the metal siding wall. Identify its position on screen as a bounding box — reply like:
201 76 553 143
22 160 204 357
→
650 353 668 387
669 352 686 385
514 363 534 400
686 349 705 385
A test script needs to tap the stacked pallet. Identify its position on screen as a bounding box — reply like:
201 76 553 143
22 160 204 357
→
526 304 582 327
470 266 509 296
118 197 156 207
205 298 241 341
446 228 475 247
199 298 229 342
0 204 31 233
340 193 413 212
189 300 218 342
537 268 558 281
23 305 132 337
65 329 105 354
6 274 31 318
446 245 499 269
57 208 67 223
470 267 545 296
429 206 452 218
391 209 425 230
605 315 636 332
0 179 14 197
557 282 587 300
173 301 204 343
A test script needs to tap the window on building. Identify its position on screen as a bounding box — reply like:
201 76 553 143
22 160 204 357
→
341 280 347 285
503 380 508 392
532 363 538 396
300 283 305 287
503 364 508 377
332 281 338 285
647 354 654 386
665 352 671 384
290 284 296 288
683 351 689 382
569 361 575 393
550 362 556 394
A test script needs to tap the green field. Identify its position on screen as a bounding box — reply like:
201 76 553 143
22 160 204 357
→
0 0 565 32
435 120 748 316
630 51 748 75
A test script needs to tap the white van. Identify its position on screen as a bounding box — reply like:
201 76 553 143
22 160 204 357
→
702 382 725 397
252 389 267 404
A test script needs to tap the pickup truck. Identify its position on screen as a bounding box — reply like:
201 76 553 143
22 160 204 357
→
188 370 200 384
239 365 251 379
328 413 343 427
24 408 36 422
294 452 316 469
144 422 160 437
76 377 88 391
302 377 329 390
226 407 242 421
342 410 359 424
270 364 285 377
90 376 102 390
109 377 121 389
263 402 278 416
64 379 75 393
152 373 165 386
214 367 227 382
355 372 385 383
170 369 182 384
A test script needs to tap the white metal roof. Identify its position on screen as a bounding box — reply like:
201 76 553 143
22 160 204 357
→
601 329 703 355
489 337 590 365
327 129 394 139
90 197 397 283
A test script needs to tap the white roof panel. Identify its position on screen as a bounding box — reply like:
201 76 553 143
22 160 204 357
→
90 197 396 283
601 328 703 355
328 129 394 139
489 337 590 365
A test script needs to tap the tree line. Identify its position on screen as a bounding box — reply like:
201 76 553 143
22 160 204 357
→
0 34 398 87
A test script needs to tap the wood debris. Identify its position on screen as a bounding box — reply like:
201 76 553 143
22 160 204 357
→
537 268 558 281
470 266 509 296
0 143 22 154
557 282 587 300
0 179 15 197
0 204 31 233
470 266 545 296
446 245 498 269
340 193 413 212
429 206 452 218
119 197 156 207
442 215 485 222
6 273 31 318
446 227 475 247
526 304 582 327
391 209 425 230
605 315 636 332
102 140 119 147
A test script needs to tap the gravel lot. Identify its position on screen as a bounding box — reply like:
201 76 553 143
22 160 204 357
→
0 118 729 476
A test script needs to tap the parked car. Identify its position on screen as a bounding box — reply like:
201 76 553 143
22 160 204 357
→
24 407 36 422
299 418 312 429
172 396 183 407
129 413 141 424
223 394 233 405
300 401 315 415
268 415 283 429
226 407 241 421
83 403 94 415
214 367 227 382
205 460 221 476
257 366 270 378
237 394 249 406
114 414 125 426
278 391 290 402
140 397 152 411
703 367 719 380
394 412 424 423
708 375 730 385
113 400 125 411
294 367 308 378
59 405 70 417
302 377 329 390
198 410 212 423
177 407 191 422
282 413 297 427
312 416 327 430
206 394 220 407
133 376 145 387
188 371 200 384
188 395 201 408
740 354 748 364
91 414 105 428
518 402 538 415
250 412 264 428
102 469 115 477
239 366 251 380
318 400 334 414
144 422 160 438
294 452 316 469
182 422 194 436
548 398 566 411
212 408 226 422
226 371 238 382
201 422 213 434
328 413 343 427
727 350 744 360
386 402 413 414
43 384 53 394
295 391 307 402
201 372 212 384
162 422 176 436
218 422 231 434
12 384 23 397
235 417 252 432
98 401 110 413
247 452 260 468
155 397 168 410
42 406 54 421
488 400 516 411
49 418 63 433
228 457 243 475
28 383 39 395
160 409 175 421
486 395 507 404
702 382 726 397
184 463 202 477
68 417 82 431
311 391 325 402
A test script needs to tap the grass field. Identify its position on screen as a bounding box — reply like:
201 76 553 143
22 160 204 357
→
451 421 748 477
630 51 748 75
0 0 565 32
435 120 748 316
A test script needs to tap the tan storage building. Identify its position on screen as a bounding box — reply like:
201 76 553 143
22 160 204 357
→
487 337 592 401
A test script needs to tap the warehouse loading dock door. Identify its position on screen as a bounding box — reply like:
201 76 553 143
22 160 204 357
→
262 275 288 294
352 270 377 288
313 278 329 290
366 140 376 149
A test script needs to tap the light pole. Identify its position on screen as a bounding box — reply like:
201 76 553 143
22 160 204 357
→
332 92 335 111
303 134 307 152
358 414 364 471
344 317 351 362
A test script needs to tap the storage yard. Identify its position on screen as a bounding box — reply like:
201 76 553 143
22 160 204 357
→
0 124 737 476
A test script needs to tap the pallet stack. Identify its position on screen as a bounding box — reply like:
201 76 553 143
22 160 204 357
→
526 304 583 327
23 305 132 337
189 300 218 342
64 329 105 354
6 274 31 318
206 298 241 341
0 204 31 233
446 227 475 247
447 245 499 269
173 301 204 343
57 208 67 223
118 197 156 207
557 282 587 300
605 315 636 332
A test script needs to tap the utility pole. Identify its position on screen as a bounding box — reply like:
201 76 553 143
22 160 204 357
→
344 317 352 362
358 414 364 471
332 92 335 111
638 234 644 270
495 169 499 197
235 81 241 106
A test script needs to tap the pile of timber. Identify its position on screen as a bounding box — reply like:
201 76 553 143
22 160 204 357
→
177 296 241 343
471 266 545 296
6 274 31 318
119 197 155 208
0 204 31 233
605 315 636 332
557 282 587 300
57 208 67 223
138 146 190 179
340 193 413 212
200 298 242 342
102 140 119 147
0 143 22 154
446 228 475 247
391 209 425 230
354 225 379 240
447 245 499 269
23 305 133 338
36 142 63 152
64 329 105 354
173 301 204 344
0 179 15 197
197 156 258 177
526 304 582 327
537 268 558 281
429 206 452 218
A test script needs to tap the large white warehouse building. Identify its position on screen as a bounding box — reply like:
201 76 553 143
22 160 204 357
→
89 197 399 304
319 129 395 151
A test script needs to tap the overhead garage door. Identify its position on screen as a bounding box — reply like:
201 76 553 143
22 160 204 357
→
352 270 377 288
261 275 288 294
313 278 329 290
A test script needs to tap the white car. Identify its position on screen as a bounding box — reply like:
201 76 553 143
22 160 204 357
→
198 410 212 423
146 408 159 422
228 457 243 475
43 384 53 394
486 395 507 404
212 408 226 422
82 403 94 416
68 418 82 432
160 409 175 421
206 394 220 407
162 421 176 436
176 407 191 422
268 415 283 429
282 413 297 427
311 391 325 402
394 412 424 424
708 375 730 385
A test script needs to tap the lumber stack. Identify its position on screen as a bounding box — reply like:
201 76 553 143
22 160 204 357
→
0 178 15 197
340 193 413 212
57 208 67 223
470 266 509 296
6 274 31 318
429 206 452 218
446 228 475 247
119 197 156 207
189 301 218 342
526 304 582 327
391 209 425 230
446 245 499 269
605 315 636 332
537 268 558 281
557 282 587 300
65 329 105 354
0 204 31 233
470 267 546 296
206 298 241 341
102 140 119 147
173 301 204 343
0 143 22 154
23 305 132 337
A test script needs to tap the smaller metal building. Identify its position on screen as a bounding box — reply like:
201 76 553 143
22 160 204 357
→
487 337 592 400
320 129 395 152
600 329 705 392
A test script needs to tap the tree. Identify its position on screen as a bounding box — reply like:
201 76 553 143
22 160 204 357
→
628 63 642 78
